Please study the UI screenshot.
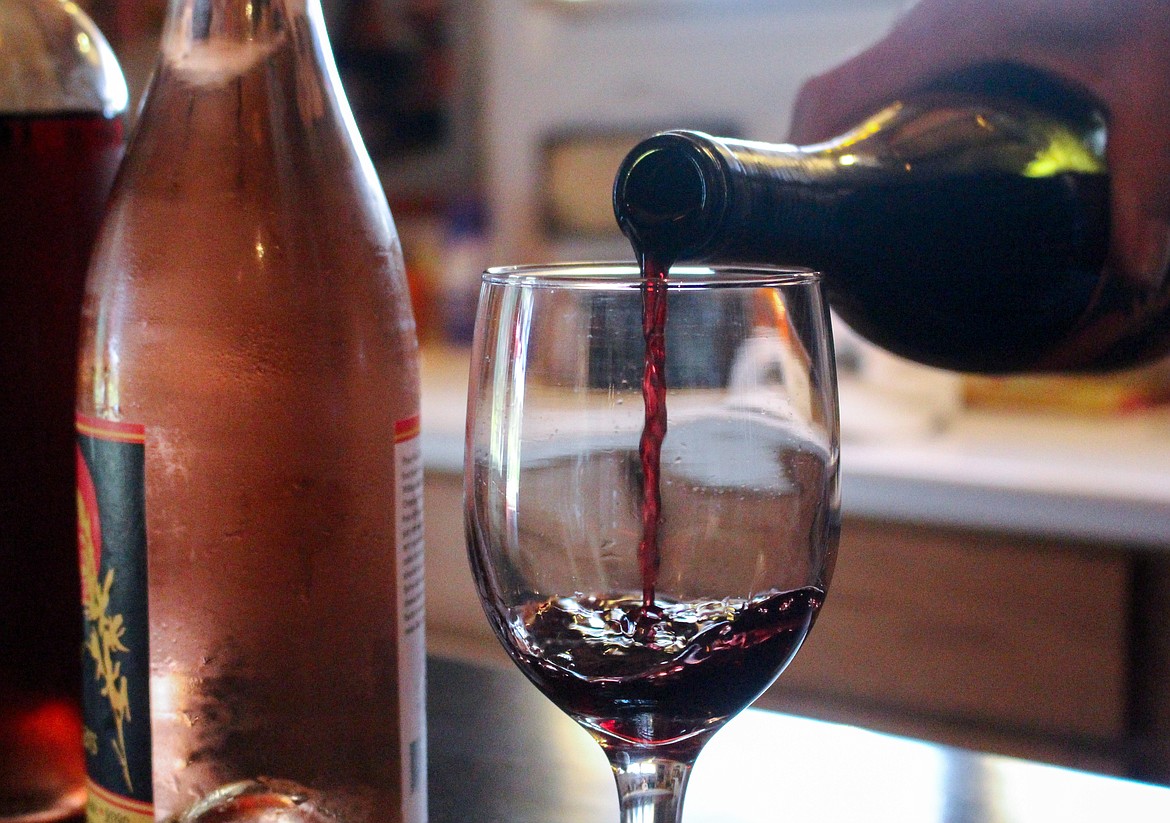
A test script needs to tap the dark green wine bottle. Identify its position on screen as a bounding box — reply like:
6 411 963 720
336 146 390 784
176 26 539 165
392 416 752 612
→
612 66 1167 374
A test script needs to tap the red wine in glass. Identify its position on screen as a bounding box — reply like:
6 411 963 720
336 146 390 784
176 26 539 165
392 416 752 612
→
501 585 823 756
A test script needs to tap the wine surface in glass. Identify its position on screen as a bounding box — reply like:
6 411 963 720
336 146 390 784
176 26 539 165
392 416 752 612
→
499 586 823 753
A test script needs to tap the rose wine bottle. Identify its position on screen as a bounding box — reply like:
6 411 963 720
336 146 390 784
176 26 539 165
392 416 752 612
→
610 66 1164 374
0 4 126 821
75 2 424 822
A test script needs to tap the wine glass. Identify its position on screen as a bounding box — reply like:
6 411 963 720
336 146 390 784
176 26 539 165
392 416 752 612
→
464 263 840 822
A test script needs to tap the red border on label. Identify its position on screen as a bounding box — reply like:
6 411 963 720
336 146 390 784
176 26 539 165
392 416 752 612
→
77 414 146 444
86 778 153 819
395 414 421 443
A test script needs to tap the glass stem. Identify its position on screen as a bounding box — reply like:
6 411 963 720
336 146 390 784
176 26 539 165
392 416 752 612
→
608 750 695 823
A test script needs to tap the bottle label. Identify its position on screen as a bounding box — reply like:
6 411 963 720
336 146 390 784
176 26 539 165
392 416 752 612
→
395 414 427 822
76 415 153 823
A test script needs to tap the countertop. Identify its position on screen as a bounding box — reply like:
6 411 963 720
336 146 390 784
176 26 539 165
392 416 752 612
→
427 653 1170 823
420 347 1170 550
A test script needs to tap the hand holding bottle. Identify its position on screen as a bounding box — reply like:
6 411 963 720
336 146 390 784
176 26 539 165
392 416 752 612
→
788 0 1170 300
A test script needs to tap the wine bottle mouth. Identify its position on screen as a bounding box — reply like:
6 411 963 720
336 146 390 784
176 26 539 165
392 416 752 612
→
619 148 706 225
614 131 727 262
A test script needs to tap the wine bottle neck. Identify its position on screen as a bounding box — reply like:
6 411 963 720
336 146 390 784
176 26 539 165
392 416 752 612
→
614 131 837 266
126 0 382 208
151 0 364 136
163 0 317 41
159 0 336 87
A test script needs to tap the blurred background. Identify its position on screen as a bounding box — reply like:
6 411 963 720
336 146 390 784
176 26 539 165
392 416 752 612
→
84 0 915 348
80 0 1170 789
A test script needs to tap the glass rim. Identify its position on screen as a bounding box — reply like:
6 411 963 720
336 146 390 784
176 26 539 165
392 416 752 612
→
482 262 822 289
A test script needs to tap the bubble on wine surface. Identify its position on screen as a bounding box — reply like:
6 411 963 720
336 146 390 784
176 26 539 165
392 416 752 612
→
169 778 342 823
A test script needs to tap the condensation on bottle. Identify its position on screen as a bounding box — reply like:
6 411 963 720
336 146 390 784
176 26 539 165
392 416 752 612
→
75 2 425 822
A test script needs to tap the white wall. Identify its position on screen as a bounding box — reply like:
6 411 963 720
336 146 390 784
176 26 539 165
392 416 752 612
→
480 0 906 264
